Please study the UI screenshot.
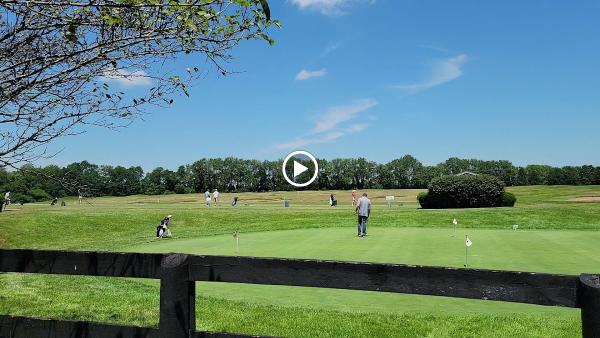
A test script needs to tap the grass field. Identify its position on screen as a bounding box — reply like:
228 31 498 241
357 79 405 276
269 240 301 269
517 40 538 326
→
1 185 599 337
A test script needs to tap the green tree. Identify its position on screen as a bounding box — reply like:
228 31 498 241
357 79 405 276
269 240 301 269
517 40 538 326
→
416 165 444 188
383 155 423 188
526 165 551 185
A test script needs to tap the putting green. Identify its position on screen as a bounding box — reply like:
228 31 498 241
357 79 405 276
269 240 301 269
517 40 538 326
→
126 227 596 317
131 227 600 274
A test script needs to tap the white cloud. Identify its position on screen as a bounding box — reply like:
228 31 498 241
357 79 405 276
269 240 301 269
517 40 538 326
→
275 100 377 150
393 54 467 93
291 0 372 16
313 98 377 133
100 69 152 87
295 68 327 81
275 131 345 149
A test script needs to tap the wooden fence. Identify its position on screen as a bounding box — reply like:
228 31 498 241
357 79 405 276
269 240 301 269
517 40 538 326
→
0 249 598 337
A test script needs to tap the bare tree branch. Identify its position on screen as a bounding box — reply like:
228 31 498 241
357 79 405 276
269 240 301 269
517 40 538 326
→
0 0 277 168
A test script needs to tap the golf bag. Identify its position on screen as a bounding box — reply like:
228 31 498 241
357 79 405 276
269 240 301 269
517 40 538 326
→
156 223 172 238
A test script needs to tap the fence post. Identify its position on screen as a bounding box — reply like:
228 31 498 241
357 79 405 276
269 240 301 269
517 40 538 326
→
159 254 195 338
578 274 600 338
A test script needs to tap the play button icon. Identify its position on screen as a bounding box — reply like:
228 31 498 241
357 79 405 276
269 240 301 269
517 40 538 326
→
282 150 319 187
293 161 309 178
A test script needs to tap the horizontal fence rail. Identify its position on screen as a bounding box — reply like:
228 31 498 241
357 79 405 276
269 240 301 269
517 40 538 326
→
0 249 598 338
188 255 579 307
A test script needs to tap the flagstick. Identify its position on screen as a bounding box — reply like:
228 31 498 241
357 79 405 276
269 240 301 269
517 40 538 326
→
236 236 239 253
464 235 468 268
452 218 457 237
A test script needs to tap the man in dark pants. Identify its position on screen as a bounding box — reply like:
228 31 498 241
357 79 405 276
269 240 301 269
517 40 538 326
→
355 192 371 237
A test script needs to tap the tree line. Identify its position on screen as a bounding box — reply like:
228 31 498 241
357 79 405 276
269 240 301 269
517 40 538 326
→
1 156 599 203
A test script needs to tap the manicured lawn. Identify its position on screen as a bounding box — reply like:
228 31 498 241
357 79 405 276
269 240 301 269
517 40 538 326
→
0 186 598 337
130 227 600 274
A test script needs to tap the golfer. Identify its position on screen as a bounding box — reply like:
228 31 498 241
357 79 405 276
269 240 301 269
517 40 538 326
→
351 190 357 206
156 214 172 239
213 189 220 205
204 190 211 207
355 192 371 237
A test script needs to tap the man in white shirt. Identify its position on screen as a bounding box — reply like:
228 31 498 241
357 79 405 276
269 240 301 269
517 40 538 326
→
355 193 371 237
204 190 211 207
213 189 219 205
4 191 10 206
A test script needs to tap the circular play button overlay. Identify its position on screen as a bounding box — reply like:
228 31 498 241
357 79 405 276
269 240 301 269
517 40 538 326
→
282 150 319 187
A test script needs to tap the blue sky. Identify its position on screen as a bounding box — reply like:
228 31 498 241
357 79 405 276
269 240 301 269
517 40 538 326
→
42 0 600 170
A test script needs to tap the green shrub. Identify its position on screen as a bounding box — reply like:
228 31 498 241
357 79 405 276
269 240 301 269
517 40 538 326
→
11 192 34 205
28 188 52 202
417 192 429 209
421 174 507 208
498 191 517 207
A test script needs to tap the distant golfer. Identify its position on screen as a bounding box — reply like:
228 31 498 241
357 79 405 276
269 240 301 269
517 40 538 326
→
329 194 337 207
156 214 172 239
213 189 220 205
355 193 371 237
204 190 211 207
2 191 9 211
351 190 357 206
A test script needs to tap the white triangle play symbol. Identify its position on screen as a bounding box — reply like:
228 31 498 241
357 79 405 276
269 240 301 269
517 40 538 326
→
293 161 309 178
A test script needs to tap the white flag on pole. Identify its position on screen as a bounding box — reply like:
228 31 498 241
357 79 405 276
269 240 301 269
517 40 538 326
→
465 236 472 247
453 218 458 225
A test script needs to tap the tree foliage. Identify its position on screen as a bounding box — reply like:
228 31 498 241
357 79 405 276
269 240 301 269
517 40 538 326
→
2 156 600 203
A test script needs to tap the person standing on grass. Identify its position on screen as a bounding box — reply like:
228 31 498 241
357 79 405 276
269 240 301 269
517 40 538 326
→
329 194 337 207
213 189 220 206
355 192 371 237
204 190 211 207
351 190 357 206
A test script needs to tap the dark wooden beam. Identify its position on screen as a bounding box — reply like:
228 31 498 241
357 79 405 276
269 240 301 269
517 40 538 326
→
0 316 264 338
578 274 600 338
189 255 579 307
159 254 195 338
0 315 158 338
0 249 163 278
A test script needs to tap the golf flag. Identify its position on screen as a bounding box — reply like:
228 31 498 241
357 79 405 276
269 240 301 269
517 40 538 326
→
465 236 472 247
452 218 458 225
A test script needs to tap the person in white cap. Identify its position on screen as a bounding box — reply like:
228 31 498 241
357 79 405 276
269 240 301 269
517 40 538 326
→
213 189 220 206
